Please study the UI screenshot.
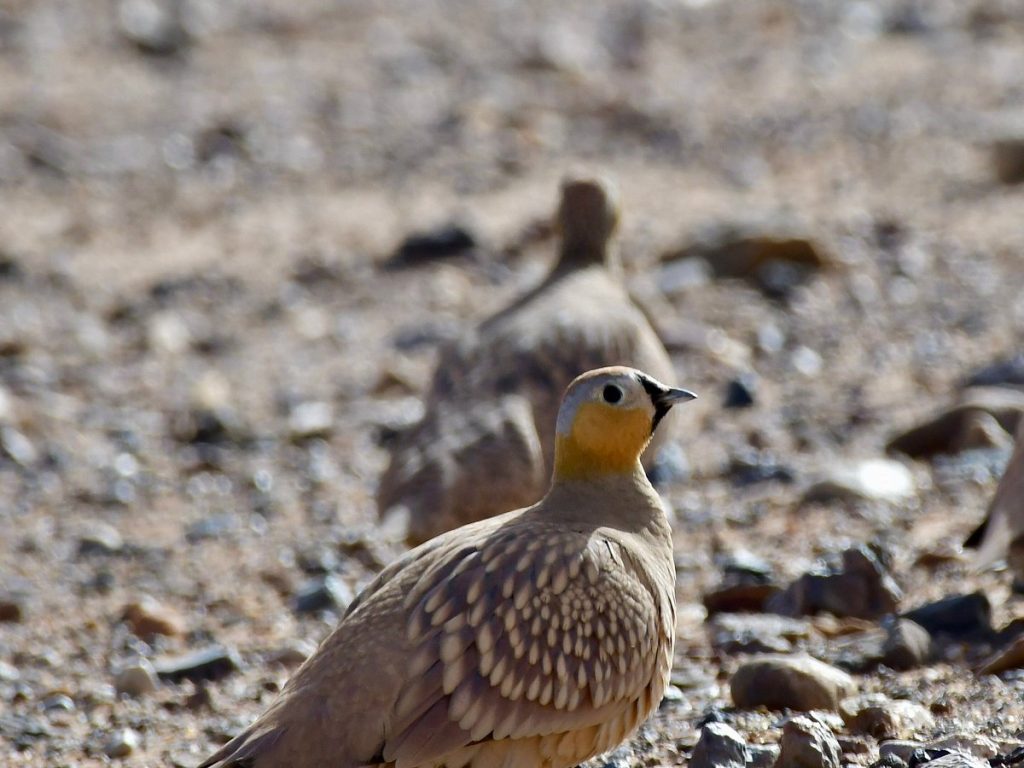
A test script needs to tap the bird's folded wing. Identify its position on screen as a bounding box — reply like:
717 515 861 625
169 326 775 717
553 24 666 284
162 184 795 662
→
381 524 666 766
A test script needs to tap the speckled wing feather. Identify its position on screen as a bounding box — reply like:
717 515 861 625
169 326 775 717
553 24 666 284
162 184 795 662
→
380 518 675 766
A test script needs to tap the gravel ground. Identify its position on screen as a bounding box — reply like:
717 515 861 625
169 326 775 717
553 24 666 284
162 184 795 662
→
2 1 1024 766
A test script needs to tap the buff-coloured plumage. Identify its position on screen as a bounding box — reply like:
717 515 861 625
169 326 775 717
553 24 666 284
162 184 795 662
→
966 420 1024 580
199 366 695 768
379 176 678 544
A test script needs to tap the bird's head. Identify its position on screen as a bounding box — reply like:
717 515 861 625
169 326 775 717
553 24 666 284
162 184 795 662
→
554 175 620 270
553 366 696 481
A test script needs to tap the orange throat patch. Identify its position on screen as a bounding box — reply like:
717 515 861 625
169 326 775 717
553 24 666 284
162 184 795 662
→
554 403 652 480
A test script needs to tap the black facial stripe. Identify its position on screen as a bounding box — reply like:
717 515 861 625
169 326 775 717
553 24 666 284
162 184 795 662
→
639 374 669 434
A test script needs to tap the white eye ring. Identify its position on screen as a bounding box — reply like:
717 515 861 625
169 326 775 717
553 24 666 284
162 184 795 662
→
602 384 624 404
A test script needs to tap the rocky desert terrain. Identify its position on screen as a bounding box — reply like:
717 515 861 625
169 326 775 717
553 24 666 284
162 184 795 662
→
2 0 1024 766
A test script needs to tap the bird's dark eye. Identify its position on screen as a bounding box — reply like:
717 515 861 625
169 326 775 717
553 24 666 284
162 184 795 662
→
602 384 623 404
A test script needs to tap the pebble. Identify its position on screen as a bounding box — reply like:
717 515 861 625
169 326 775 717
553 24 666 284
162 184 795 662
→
723 375 757 409
267 640 316 667
0 660 20 681
689 722 748 768
0 426 37 467
703 582 781 615
916 753 990 768
115 660 160 697
767 546 902 621
882 619 933 670
901 591 992 640
730 654 856 711
185 512 236 543
879 740 924 764
0 594 25 622
288 401 334 440
387 223 477 267
991 136 1024 185
147 310 192 354
104 726 140 758
41 693 75 712
840 695 935 739
77 521 124 556
748 743 781 768
802 459 915 504
776 715 842 768
122 595 186 638
154 645 242 683
978 635 1024 675
292 574 353 615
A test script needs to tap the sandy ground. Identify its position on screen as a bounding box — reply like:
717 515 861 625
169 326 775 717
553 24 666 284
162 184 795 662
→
2 0 1024 765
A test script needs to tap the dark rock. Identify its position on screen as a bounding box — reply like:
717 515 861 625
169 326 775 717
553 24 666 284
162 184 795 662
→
77 522 124 556
689 721 748 768
703 582 781 615
775 714 842 768
767 546 902 621
992 137 1024 185
154 645 242 683
386 223 477 268
116 0 189 57
727 448 796 487
730 654 855 712
0 594 25 622
41 693 74 712
724 375 757 409
873 753 911 768
292 574 353 615
882 619 933 670
879 741 923 765
103 727 140 758
840 695 935 739
901 592 992 640
185 512 237 543
966 354 1024 389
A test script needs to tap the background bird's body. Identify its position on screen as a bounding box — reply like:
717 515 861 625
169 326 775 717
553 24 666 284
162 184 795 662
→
379 179 677 544
200 367 689 768
967 421 1024 580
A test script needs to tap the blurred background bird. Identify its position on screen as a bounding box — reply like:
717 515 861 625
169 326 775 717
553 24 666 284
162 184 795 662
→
377 175 679 545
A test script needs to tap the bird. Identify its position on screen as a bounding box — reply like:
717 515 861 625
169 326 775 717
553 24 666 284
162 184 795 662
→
964 420 1024 584
378 174 679 545
199 366 696 768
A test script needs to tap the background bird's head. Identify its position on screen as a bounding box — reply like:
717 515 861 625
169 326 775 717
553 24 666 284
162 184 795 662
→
555 175 621 270
553 366 695 481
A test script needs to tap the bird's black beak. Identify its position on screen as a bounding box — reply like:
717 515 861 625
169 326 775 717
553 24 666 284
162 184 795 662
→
639 376 697 433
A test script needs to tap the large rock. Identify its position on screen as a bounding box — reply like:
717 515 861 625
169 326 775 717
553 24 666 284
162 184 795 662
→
887 388 1024 458
731 655 856 712
690 722 749 768
774 715 841 768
